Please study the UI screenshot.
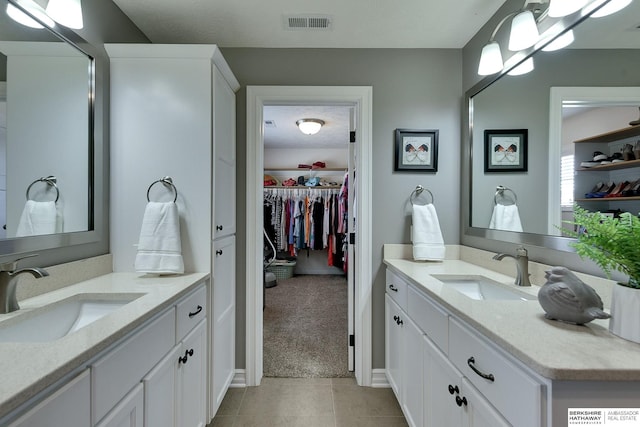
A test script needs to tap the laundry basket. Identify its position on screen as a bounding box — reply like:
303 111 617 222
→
266 260 296 280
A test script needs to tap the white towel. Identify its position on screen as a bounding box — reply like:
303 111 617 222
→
16 200 62 237
411 203 445 261
135 202 184 274
489 203 523 232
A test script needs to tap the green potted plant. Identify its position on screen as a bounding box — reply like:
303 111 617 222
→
563 205 640 343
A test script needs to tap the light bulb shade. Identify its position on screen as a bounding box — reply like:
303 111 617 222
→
507 57 534 76
541 29 575 51
46 0 83 29
296 119 324 135
588 0 632 17
508 10 539 51
6 1 54 28
477 42 504 75
548 0 589 17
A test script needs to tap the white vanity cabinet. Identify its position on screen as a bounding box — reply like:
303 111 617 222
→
95 384 144 427
385 268 545 427
8 370 91 427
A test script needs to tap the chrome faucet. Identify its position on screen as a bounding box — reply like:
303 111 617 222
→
0 255 49 314
492 246 531 287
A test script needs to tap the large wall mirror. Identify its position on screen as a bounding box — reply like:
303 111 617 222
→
0 0 98 256
465 0 640 253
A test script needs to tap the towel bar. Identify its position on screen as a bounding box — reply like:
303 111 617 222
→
147 176 178 203
494 185 517 205
26 176 59 203
410 185 434 205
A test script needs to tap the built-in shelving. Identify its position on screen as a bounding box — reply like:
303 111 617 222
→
575 196 640 202
577 159 640 172
573 125 640 144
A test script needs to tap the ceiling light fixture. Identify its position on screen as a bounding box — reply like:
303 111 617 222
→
6 0 54 29
585 0 632 17
46 0 83 29
548 0 589 17
296 118 325 135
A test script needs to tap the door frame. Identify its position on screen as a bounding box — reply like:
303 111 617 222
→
245 85 373 386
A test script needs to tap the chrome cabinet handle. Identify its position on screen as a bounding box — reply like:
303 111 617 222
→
188 305 203 318
448 384 459 395
388 284 398 292
467 357 495 382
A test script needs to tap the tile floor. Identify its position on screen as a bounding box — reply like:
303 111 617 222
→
208 377 408 427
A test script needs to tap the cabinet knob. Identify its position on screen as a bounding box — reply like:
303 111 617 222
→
188 305 203 318
448 384 459 395
178 348 195 365
216 250 223 256
467 357 495 382
393 315 399 322
396 318 403 326
388 284 398 292
455 396 468 407
216 225 224 231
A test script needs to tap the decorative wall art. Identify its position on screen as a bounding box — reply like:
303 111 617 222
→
484 129 528 172
394 128 439 172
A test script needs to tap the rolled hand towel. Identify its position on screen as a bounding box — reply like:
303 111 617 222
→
16 200 62 237
412 203 445 261
135 202 184 274
489 203 523 232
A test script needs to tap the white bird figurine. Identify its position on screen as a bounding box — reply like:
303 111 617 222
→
538 266 611 325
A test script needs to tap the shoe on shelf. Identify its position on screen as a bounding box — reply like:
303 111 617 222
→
634 141 640 160
622 179 640 197
605 181 629 198
593 151 608 162
586 181 615 198
623 144 636 161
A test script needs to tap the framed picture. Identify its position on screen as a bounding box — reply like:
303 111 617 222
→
484 129 528 172
394 129 439 172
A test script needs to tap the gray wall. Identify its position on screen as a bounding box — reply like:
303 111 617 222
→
221 48 462 370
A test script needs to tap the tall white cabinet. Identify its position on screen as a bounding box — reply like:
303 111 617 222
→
106 44 239 424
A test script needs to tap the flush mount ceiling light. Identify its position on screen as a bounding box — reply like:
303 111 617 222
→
296 118 325 135
6 0 54 28
46 0 83 29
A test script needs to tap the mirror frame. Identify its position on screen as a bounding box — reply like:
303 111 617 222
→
0 0 100 257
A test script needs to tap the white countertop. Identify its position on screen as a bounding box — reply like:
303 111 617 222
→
384 258 640 382
0 272 208 419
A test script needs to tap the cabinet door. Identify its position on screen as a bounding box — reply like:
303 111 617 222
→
9 370 90 427
461 378 510 427
143 346 181 427
212 64 236 239
402 314 424 427
96 383 144 427
425 336 463 427
178 320 207 427
385 294 403 400
211 235 236 416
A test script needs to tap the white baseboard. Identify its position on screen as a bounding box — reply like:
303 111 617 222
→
230 369 246 388
371 369 390 388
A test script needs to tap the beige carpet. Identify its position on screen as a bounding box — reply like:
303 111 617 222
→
264 274 353 378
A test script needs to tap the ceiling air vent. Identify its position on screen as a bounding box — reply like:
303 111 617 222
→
284 14 333 31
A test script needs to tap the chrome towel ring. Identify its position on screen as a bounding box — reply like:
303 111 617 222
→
147 176 178 203
410 185 434 205
26 176 59 203
494 185 517 205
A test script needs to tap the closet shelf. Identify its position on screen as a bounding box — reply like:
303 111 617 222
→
264 185 342 190
573 125 640 144
264 167 346 172
575 196 640 202
576 159 640 171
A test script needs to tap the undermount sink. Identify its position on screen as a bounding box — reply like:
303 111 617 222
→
0 293 144 343
433 275 536 301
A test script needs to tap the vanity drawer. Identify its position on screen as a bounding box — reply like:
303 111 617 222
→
448 317 543 427
407 286 448 353
386 269 408 311
91 307 175 425
176 283 207 342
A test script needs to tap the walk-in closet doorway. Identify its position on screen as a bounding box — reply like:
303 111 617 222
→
246 86 373 387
